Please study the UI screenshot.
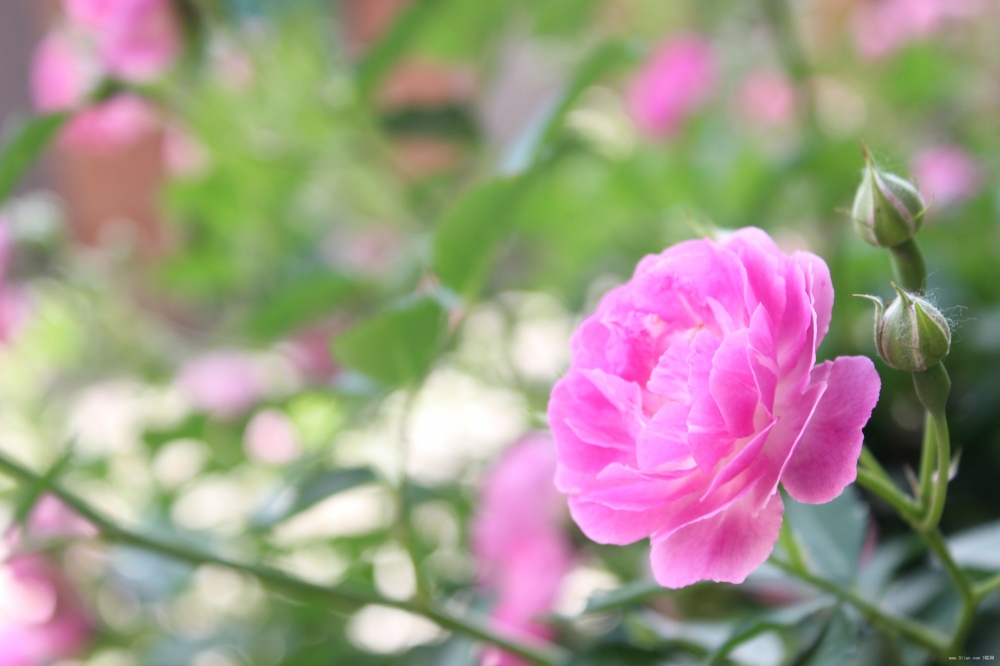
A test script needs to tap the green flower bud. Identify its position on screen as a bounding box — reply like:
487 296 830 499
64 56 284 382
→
851 145 927 248
857 284 951 372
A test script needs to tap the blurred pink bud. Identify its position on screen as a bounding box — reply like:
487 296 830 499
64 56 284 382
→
737 69 796 128
177 351 262 419
162 123 210 178
0 556 91 666
26 496 97 541
472 434 572 666
59 94 158 154
852 0 987 60
30 30 101 113
912 145 984 207
243 409 303 465
0 286 32 344
627 34 717 138
282 321 344 382
66 0 180 82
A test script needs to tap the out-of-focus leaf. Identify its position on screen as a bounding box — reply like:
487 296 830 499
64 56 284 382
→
566 645 665 665
947 519 1000 570
432 177 524 298
795 609 855 666
705 599 835 665
783 485 869 585
0 113 67 205
252 467 377 528
584 579 666 613
356 0 442 99
333 297 447 386
245 272 360 341
501 39 639 175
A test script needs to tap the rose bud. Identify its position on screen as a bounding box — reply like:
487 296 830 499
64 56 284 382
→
858 283 951 372
851 145 927 248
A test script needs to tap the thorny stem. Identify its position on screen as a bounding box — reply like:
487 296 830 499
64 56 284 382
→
0 449 568 666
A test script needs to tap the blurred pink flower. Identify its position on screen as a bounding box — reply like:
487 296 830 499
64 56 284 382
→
912 145 984 207
852 0 987 60
162 123 210 178
472 434 572 666
26 496 97 541
243 409 303 465
282 321 344 383
30 30 100 113
548 228 881 588
65 0 180 81
59 94 158 154
737 70 796 128
626 34 717 138
0 556 91 666
177 351 262 419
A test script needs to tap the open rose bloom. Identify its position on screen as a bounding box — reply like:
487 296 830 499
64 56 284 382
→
548 228 880 588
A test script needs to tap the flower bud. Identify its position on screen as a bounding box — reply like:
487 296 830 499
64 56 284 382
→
858 284 951 372
851 146 927 248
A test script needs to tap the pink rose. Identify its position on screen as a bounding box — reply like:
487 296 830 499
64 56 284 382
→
851 0 986 60
30 30 100 113
548 228 880 588
737 70 796 129
176 350 262 419
471 434 572 666
65 0 180 81
243 409 303 465
626 34 717 138
59 94 158 153
912 145 984 207
0 556 91 666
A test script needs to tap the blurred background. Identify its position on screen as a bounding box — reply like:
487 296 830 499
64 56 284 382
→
1 0 999 664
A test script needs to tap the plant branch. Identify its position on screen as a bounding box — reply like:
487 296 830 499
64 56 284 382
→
769 558 949 655
0 449 568 666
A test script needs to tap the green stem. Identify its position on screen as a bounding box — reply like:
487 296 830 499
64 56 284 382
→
974 573 1000 601
917 411 937 509
769 558 949 654
0 450 568 666
889 239 927 293
923 529 976 652
856 467 921 522
921 410 951 532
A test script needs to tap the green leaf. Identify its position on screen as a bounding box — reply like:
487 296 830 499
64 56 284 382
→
333 297 447 387
432 177 524 298
0 113 67 205
783 485 869 586
252 467 377 528
584 579 666 614
947 519 1000 571
706 599 835 665
501 39 639 175
245 272 361 341
796 609 855 666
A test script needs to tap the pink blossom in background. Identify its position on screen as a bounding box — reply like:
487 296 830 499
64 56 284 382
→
282 321 344 382
851 0 987 60
30 30 100 113
59 94 158 153
737 70 796 128
243 409 303 465
627 34 717 138
912 145 984 207
163 123 211 178
472 434 572 666
548 228 880 588
177 350 262 419
0 556 91 666
26 496 97 541
64 0 180 81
